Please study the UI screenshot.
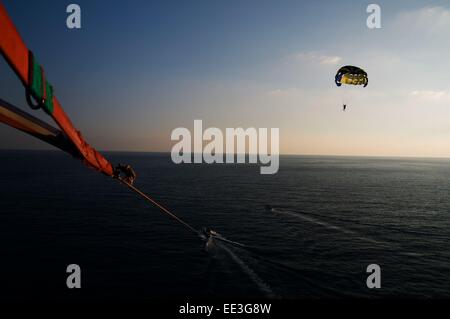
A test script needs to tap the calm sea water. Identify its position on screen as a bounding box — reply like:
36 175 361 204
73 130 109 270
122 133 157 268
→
1 150 450 300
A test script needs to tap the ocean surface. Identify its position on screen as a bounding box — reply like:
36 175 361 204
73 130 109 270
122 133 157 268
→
1 150 450 300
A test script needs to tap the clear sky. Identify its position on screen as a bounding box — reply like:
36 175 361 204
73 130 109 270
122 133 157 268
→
1 0 450 157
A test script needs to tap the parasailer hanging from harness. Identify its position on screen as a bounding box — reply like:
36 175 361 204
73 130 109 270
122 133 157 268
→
335 65 368 110
114 164 137 185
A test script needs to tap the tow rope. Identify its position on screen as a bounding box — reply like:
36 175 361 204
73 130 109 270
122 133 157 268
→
116 176 201 237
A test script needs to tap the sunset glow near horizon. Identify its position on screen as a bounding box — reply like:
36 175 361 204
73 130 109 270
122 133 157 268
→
1 0 450 158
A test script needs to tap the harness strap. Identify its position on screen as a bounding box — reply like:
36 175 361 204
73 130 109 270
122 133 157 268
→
26 50 54 114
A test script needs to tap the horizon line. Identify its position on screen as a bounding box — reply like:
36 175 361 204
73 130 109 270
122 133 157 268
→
3 148 450 160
